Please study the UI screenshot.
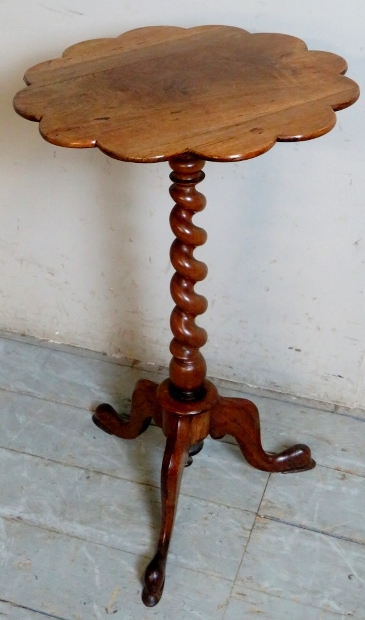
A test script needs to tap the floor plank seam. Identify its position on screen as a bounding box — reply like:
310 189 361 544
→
1 513 155 561
229 585 346 617
223 475 272 612
0 385 93 412
5 329 365 417
0 598 69 620
3 441 365 510
257 514 365 547
0 444 260 515
324 409 365 423
319 463 365 479
0 443 164 486
0 515 235 586
294 404 365 424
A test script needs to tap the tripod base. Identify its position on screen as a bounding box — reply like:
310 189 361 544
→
93 378 315 606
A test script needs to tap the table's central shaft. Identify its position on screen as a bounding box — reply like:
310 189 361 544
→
168 155 208 401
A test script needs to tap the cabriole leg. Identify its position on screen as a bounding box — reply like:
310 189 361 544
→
93 378 162 438
210 396 315 473
142 414 191 606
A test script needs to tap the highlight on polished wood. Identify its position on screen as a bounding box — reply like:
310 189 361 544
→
13 25 359 163
93 154 315 607
13 25 359 608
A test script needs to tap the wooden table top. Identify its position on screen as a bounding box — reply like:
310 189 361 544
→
13 25 359 163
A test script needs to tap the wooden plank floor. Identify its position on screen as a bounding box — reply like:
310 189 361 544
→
0 334 364 619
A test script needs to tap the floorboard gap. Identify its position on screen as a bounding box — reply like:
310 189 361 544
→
0 599 69 620
258 514 365 546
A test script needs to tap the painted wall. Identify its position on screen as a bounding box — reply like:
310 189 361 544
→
1 1 364 408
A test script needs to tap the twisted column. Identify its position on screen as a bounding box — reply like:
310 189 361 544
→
168 155 208 401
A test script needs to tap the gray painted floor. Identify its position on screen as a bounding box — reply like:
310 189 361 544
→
0 334 364 619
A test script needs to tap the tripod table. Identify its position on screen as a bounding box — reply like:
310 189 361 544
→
13 25 359 607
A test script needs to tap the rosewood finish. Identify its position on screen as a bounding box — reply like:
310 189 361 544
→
13 25 359 607
13 26 359 162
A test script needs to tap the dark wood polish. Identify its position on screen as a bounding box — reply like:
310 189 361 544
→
210 396 315 473
168 156 208 401
93 379 162 437
13 26 359 162
13 25 358 608
91 160 315 605
142 415 191 606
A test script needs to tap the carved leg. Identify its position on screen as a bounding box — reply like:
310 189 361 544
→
210 396 315 473
93 379 162 438
142 414 191 607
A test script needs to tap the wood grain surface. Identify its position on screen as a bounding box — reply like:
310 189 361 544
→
13 25 359 162
11 24 360 610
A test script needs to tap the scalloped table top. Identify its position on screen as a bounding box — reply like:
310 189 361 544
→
13 25 359 163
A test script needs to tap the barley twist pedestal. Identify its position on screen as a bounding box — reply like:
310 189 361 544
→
14 25 359 607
